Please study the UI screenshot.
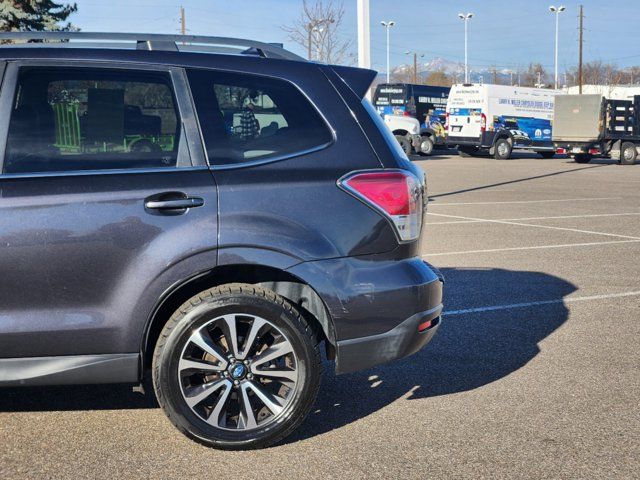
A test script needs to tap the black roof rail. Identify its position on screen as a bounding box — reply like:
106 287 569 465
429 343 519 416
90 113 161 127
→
0 31 306 62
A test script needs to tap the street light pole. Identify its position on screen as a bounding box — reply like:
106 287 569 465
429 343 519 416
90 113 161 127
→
549 5 565 89
381 20 395 83
458 13 474 83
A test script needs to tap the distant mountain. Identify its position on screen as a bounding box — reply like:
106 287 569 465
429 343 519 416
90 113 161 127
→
378 56 514 85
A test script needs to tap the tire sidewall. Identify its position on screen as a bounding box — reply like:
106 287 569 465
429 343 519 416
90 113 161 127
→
494 138 512 160
420 137 434 156
395 135 413 155
154 291 319 449
621 142 637 165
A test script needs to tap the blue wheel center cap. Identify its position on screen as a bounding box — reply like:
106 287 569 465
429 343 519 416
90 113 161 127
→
229 363 246 380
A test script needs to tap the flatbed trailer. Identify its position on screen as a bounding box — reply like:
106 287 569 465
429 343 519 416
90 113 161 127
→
553 94 640 164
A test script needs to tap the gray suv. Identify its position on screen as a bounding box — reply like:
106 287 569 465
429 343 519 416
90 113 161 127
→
0 32 443 449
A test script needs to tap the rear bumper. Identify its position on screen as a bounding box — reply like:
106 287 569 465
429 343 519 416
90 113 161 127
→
335 306 441 374
447 136 481 147
288 256 443 374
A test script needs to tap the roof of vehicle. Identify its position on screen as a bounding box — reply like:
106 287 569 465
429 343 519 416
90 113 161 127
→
0 31 306 62
0 32 378 99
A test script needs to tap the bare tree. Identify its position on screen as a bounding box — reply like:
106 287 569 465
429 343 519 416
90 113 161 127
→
425 70 452 87
521 63 549 88
282 0 351 64
490 66 503 85
390 67 414 84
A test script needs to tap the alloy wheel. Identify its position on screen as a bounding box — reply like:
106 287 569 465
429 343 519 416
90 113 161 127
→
178 313 299 431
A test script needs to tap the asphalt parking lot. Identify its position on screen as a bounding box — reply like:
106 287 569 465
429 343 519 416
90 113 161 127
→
1 152 638 479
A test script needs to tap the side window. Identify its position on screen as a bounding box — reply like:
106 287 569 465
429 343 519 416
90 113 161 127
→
4 67 183 174
187 69 333 165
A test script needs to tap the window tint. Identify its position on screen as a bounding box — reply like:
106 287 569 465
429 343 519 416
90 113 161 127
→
187 69 333 165
4 67 182 174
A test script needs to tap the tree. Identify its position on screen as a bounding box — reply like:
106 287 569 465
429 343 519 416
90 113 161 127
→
425 69 452 87
521 63 549 88
490 66 503 85
0 1 77 32
282 0 351 64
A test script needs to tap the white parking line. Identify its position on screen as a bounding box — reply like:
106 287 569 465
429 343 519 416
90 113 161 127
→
444 290 640 316
428 197 620 206
423 239 640 257
427 212 640 240
425 212 640 225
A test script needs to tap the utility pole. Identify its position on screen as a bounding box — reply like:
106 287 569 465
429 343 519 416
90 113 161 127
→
180 6 186 36
578 4 584 94
405 51 424 84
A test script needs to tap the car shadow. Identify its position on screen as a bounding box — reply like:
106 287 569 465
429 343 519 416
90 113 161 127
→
0 267 576 446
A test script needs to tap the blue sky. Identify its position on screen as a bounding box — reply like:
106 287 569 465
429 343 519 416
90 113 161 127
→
73 0 640 72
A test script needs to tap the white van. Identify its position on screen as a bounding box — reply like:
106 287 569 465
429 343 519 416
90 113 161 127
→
446 84 560 159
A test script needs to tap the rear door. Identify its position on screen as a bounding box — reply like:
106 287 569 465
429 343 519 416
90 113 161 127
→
0 61 217 360
447 86 484 141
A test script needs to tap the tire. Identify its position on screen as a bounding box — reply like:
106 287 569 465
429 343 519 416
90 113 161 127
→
574 154 592 164
620 142 637 165
152 283 322 450
395 135 413 156
493 138 512 160
418 136 434 156
538 151 555 159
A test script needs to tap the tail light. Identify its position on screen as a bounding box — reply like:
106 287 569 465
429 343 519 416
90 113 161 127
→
403 110 411 117
480 113 487 133
339 170 423 242
556 147 566 154
588 147 600 155
444 112 449 131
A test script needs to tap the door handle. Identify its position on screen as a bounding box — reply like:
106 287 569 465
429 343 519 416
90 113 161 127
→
145 197 204 210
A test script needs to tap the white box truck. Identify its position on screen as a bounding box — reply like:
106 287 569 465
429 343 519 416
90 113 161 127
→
445 84 560 159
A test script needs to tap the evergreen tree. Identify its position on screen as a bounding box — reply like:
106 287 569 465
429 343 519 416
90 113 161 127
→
0 0 78 32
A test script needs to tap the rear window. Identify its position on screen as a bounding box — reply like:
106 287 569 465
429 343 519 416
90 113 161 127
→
4 67 182 174
187 69 333 165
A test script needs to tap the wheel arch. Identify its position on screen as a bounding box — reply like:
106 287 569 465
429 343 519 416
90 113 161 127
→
141 263 336 374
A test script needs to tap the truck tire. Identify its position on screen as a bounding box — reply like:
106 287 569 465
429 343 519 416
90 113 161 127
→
395 135 413 156
538 151 555 159
493 138 512 160
419 136 434 156
620 142 637 165
574 154 592 164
